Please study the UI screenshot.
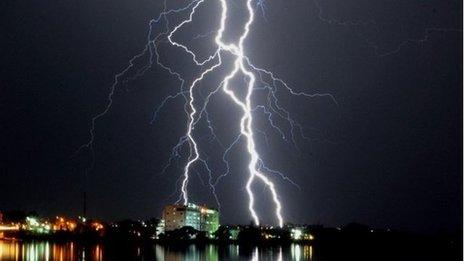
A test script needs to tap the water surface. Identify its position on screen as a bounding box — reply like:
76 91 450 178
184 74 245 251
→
0 240 312 260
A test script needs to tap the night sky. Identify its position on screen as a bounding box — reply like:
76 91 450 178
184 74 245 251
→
1 0 462 234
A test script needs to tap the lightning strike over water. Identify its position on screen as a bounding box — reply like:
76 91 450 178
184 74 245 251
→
80 0 337 227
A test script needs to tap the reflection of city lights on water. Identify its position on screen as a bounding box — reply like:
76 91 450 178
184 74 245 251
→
291 244 302 261
0 241 107 261
0 241 313 260
252 246 283 261
252 247 259 261
291 244 313 261
303 245 313 260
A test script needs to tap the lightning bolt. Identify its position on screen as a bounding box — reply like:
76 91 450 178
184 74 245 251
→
312 0 462 57
164 0 286 226
216 0 286 226
80 0 336 227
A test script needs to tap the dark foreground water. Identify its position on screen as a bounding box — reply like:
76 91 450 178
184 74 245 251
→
0 238 460 260
1 240 307 261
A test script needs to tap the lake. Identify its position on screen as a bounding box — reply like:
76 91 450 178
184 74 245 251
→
0 240 311 260
0 238 459 260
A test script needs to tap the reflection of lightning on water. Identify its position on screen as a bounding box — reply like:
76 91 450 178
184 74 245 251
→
79 0 337 227
251 247 283 261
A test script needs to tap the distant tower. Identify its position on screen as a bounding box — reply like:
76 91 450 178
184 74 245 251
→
83 169 88 217
83 190 87 217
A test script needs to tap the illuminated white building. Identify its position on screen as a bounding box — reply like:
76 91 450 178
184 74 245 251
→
162 203 219 235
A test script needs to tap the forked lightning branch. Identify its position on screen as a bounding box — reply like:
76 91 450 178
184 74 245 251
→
81 0 335 227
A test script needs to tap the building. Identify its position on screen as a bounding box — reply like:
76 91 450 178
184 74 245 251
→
289 226 314 241
155 219 165 239
162 203 219 235
52 216 77 232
